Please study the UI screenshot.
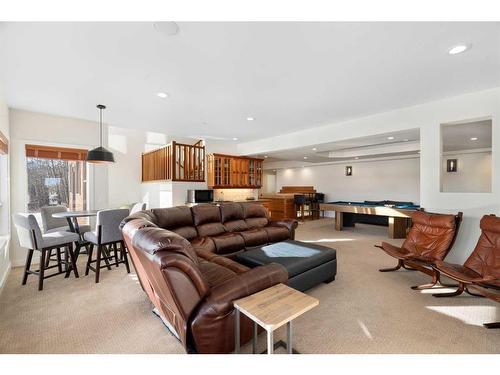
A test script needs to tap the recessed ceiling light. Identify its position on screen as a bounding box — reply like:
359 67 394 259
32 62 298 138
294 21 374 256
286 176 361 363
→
157 92 168 98
246 117 255 121
312 147 317 151
232 137 238 141
355 157 359 160
470 137 478 141
153 22 180 36
448 44 470 55
303 156 308 160
387 136 395 140
264 155 268 158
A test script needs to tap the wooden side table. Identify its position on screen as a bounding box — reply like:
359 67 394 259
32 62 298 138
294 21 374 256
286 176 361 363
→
233 283 319 354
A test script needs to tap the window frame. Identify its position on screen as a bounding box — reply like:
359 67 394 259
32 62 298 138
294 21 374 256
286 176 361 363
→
22 141 92 213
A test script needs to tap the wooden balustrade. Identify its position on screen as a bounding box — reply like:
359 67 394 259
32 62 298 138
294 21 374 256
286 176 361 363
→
142 141 205 182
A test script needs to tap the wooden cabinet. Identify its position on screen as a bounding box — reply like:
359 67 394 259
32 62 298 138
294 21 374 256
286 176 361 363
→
208 154 264 188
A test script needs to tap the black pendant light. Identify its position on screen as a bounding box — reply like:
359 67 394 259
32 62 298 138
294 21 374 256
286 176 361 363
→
87 104 115 163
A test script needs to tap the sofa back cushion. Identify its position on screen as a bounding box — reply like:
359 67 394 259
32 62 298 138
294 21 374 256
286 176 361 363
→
151 207 198 241
402 210 458 261
191 205 226 237
464 215 500 278
220 203 249 232
243 203 269 229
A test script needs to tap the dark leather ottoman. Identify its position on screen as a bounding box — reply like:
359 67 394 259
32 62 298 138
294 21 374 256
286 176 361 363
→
236 240 337 292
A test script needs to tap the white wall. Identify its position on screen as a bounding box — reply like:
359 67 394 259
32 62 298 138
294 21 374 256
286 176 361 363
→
277 157 420 205
0 85 11 289
441 151 491 193
8 109 166 266
262 171 277 194
240 87 500 264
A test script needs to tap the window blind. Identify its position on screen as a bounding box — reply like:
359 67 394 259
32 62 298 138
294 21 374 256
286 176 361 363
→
0 131 7 155
25 144 88 161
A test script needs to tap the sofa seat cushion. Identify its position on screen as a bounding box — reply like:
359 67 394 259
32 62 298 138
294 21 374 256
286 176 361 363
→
171 226 198 241
240 229 269 247
196 222 226 237
196 249 250 274
190 237 216 252
245 217 268 229
224 220 249 233
263 226 290 243
198 259 237 287
211 232 246 255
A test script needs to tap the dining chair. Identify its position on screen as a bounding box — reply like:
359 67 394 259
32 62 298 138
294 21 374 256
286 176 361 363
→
130 202 147 215
13 213 80 291
40 205 91 234
84 208 130 283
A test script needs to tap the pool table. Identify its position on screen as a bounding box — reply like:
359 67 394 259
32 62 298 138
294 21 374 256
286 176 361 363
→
319 200 421 239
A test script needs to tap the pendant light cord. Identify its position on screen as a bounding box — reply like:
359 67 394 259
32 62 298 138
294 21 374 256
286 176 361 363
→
99 106 103 147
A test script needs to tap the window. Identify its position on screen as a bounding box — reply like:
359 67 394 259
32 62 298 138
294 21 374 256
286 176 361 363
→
25 144 88 213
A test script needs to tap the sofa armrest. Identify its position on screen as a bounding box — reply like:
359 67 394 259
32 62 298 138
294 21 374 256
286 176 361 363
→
189 263 288 353
196 263 288 317
196 248 250 274
269 219 299 239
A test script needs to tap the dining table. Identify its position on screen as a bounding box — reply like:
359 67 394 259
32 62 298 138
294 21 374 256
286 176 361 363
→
52 210 99 264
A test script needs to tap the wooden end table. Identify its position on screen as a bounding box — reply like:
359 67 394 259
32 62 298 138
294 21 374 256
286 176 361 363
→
233 283 319 354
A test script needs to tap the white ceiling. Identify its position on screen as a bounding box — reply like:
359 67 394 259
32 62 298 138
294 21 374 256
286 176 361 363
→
1 22 499 143
256 129 420 163
442 119 492 152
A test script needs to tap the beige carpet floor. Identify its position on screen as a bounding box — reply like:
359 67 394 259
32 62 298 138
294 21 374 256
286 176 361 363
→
1 219 499 354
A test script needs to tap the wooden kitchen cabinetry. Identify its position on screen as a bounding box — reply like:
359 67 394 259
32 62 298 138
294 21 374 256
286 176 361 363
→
207 154 264 188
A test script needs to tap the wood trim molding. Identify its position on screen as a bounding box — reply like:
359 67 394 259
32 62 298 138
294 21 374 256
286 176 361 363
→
0 130 8 155
25 144 88 161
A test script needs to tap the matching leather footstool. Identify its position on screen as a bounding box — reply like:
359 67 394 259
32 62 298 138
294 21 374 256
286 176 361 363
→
236 240 337 292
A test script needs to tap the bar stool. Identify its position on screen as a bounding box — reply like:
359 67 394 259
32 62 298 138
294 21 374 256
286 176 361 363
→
13 213 80 291
40 205 92 266
40 205 91 234
294 194 311 221
311 193 325 219
84 209 130 283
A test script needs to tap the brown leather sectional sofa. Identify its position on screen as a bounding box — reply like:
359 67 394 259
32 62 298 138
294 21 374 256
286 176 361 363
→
120 202 298 353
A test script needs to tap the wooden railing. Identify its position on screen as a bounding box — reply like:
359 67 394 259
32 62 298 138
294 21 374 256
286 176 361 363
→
142 141 205 182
